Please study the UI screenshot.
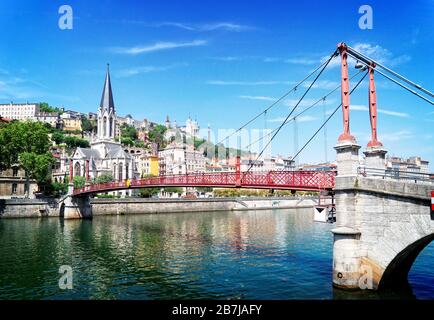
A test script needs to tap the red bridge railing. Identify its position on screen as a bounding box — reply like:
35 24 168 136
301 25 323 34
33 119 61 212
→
73 170 336 196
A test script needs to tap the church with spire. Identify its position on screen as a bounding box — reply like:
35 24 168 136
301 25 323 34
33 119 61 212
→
71 65 136 192
97 63 116 141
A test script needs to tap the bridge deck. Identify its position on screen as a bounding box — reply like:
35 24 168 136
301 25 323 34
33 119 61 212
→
73 170 336 196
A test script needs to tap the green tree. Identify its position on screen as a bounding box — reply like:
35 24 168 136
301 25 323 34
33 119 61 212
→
39 102 63 114
139 187 160 198
95 173 114 184
51 131 65 145
148 124 167 149
138 174 160 197
63 135 90 149
46 180 68 197
120 137 135 147
20 152 55 186
187 136 206 149
0 121 54 196
134 140 146 148
120 124 138 140
73 176 86 189
196 187 212 193
81 116 95 133
164 187 183 194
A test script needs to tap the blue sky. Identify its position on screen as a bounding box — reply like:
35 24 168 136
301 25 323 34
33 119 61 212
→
0 0 433 169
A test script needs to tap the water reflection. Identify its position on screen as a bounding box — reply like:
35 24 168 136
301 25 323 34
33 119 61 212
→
0 209 432 300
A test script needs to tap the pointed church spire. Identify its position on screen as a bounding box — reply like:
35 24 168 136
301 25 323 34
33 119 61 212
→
99 63 115 112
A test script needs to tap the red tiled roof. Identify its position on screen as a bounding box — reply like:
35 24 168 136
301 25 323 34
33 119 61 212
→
0 116 11 123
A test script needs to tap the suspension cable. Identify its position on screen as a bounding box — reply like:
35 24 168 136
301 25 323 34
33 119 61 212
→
215 53 338 147
243 69 364 150
346 51 434 105
372 67 434 105
347 45 434 99
166 52 340 175
243 50 338 175
292 71 369 162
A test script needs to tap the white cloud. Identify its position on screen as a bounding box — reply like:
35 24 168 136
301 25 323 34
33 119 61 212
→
379 130 413 142
268 115 317 123
157 22 253 32
210 56 244 62
378 109 409 118
301 80 340 90
210 56 336 69
117 63 188 78
111 40 207 55
263 57 280 63
201 22 253 32
263 57 318 65
207 80 292 86
157 22 196 31
284 58 318 65
0 68 79 103
285 98 337 107
323 43 411 69
267 117 286 123
351 105 369 111
239 95 276 101
320 54 343 68
0 72 43 100
352 43 411 66
296 115 318 122
350 104 409 118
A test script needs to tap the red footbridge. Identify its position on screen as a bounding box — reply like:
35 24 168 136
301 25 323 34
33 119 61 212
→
73 170 336 196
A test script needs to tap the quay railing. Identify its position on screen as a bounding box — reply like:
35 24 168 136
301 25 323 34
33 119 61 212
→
358 167 433 183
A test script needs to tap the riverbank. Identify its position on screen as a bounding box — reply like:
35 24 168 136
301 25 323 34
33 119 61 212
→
91 197 324 216
0 196 327 219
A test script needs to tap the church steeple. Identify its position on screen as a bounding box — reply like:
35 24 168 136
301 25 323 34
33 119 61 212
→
97 64 117 142
99 63 115 112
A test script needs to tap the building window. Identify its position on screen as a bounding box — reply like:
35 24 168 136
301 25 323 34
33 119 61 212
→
74 162 81 177
118 163 123 181
12 183 17 195
13 167 19 177
103 116 107 136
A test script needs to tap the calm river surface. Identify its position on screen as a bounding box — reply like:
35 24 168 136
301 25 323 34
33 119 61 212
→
0 208 433 300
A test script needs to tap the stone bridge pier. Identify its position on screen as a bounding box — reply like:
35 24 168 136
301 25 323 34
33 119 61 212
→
332 141 433 291
59 183 92 220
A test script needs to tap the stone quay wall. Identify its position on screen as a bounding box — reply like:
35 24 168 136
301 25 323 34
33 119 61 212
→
91 197 322 216
0 199 59 218
0 196 325 219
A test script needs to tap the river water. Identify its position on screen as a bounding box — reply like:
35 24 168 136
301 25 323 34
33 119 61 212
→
0 208 433 300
